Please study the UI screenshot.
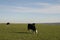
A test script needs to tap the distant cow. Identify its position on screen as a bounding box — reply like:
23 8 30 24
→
28 23 38 33
6 22 10 25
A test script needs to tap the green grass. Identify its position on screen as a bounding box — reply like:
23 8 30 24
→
0 23 60 40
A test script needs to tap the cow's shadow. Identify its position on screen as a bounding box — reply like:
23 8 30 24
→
13 32 32 34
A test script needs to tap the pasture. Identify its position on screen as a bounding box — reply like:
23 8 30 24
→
0 23 60 40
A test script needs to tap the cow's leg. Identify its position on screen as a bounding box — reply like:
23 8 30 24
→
32 29 38 34
36 30 38 34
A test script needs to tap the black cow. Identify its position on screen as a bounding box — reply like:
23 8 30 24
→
28 23 38 33
6 22 10 25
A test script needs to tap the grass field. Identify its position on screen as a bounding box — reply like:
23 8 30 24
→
0 23 60 40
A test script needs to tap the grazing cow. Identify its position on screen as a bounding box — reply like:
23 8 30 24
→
28 23 38 33
6 22 10 25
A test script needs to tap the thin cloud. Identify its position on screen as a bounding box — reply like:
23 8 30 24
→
0 3 60 14
30 2 50 6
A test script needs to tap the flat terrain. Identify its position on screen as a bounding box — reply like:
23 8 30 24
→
0 23 60 40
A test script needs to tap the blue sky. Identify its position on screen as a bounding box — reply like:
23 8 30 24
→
0 0 60 23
